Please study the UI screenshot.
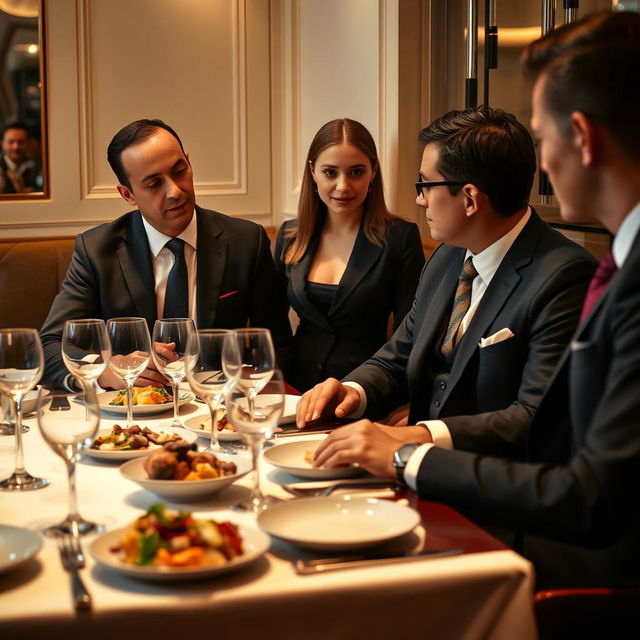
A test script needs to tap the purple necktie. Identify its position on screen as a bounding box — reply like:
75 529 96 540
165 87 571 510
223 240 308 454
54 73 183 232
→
579 251 617 323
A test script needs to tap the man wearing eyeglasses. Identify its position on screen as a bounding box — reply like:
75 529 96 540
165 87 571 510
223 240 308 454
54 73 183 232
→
300 106 595 476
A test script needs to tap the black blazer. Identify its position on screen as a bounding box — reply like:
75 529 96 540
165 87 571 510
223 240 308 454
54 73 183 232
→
274 217 424 391
415 227 640 588
40 206 292 387
348 210 596 458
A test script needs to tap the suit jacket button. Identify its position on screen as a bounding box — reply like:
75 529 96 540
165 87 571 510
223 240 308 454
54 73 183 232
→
433 400 440 407
316 364 323 372
439 381 446 390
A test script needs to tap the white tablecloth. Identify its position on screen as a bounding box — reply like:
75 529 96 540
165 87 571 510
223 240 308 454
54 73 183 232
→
0 400 536 639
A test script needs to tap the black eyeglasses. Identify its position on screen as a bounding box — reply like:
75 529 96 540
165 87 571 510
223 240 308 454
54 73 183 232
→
415 180 466 196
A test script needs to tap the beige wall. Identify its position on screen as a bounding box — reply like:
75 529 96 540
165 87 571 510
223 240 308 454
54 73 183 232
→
0 0 425 238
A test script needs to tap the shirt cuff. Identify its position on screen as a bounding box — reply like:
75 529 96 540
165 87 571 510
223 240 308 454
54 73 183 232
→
417 419 453 449
342 381 366 418
404 443 434 491
63 374 80 392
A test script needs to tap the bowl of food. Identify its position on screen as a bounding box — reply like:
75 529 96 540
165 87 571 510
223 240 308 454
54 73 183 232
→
184 410 241 442
85 424 198 461
120 440 251 501
89 503 269 581
97 386 194 416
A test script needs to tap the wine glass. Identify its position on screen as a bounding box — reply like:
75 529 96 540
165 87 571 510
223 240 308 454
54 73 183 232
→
0 328 47 491
233 328 275 417
61 319 111 390
37 386 103 536
106 317 151 427
186 329 240 453
151 318 196 427
226 369 284 512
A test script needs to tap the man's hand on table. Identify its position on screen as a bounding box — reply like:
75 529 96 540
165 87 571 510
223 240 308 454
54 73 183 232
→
312 421 434 479
296 378 360 428
97 348 170 390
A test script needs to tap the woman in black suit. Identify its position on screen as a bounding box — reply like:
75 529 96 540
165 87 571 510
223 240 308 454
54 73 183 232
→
274 118 424 392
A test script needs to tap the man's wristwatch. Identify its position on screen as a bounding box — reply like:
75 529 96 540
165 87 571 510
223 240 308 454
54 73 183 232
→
393 444 419 484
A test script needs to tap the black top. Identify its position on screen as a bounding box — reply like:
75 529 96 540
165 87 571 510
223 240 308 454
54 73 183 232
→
305 280 337 316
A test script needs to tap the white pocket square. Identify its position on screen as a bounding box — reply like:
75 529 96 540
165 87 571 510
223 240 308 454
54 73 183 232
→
479 328 515 348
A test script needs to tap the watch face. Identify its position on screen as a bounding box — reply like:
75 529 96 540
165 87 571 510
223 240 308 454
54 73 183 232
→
397 444 418 465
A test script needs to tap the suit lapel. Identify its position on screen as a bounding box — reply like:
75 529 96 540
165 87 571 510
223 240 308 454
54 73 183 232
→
289 230 334 332
117 211 156 324
195 207 228 329
329 224 383 316
445 212 543 395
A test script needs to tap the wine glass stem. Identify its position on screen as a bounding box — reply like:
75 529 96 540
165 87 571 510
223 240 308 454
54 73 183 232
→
126 382 134 427
207 394 222 451
66 458 80 523
12 396 26 474
172 381 180 424
248 434 265 508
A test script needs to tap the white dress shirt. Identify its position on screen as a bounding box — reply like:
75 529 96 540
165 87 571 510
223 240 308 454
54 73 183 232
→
141 212 198 322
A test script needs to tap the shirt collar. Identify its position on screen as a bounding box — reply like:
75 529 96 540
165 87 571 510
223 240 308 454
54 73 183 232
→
612 202 640 269
141 209 198 257
465 208 531 285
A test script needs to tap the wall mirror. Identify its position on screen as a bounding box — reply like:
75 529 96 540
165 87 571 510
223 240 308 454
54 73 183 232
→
0 0 47 199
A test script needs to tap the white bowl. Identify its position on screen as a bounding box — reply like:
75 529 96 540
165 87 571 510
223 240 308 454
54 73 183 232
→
257 496 421 551
120 454 251 502
263 437 363 480
0 525 42 574
97 390 194 416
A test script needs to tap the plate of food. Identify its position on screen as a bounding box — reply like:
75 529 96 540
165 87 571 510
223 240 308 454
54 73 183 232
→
184 410 241 442
89 503 270 581
97 386 194 416
84 424 198 461
120 440 251 502
257 496 420 551
0 525 42 575
263 437 363 480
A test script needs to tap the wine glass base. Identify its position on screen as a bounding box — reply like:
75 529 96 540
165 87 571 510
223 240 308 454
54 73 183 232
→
230 494 280 513
0 422 29 436
42 516 105 538
0 472 48 491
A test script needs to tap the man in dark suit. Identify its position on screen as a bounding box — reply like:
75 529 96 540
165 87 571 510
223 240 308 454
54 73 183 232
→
300 107 595 459
311 11 640 589
40 119 291 389
0 122 41 193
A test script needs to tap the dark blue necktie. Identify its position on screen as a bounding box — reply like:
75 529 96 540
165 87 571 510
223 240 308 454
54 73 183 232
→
163 238 189 319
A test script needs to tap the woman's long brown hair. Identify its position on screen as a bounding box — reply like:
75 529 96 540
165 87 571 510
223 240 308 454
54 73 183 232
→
284 118 395 264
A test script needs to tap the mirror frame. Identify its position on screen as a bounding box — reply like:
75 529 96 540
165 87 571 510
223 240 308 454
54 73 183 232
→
0 0 48 201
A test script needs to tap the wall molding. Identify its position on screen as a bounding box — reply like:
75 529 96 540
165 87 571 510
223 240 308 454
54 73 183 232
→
76 0 249 200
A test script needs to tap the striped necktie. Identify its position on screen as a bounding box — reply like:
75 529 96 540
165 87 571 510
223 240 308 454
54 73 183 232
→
163 238 189 319
441 257 478 355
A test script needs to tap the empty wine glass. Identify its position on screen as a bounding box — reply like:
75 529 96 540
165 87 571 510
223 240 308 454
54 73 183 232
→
187 329 240 453
234 328 275 417
62 319 111 390
37 386 103 536
0 328 47 491
152 318 196 427
106 318 151 427
226 369 284 512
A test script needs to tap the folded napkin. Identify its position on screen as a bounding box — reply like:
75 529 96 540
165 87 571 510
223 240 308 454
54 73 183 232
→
479 327 514 348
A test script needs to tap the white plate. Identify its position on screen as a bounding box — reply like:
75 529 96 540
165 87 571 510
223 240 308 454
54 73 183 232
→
97 390 194 416
0 525 42 574
89 524 269 581
22 387 50 416
279 395 300 425
84 426 198 461
183 414 242 442
257 496 420 551
263 437 363 480
120 454 251 502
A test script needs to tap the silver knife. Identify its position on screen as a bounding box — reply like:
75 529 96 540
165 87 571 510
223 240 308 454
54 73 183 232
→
294 547 463 574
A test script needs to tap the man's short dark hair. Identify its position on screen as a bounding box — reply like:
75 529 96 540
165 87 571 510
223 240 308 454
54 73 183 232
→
107 119 185 188
522 10 640 165
419 107 536 217
2 121 29 141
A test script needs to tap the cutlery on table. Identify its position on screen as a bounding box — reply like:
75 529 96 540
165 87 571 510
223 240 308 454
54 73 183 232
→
57 532 92 611
295 547 463 574
50 395 71 411
282 478 403 498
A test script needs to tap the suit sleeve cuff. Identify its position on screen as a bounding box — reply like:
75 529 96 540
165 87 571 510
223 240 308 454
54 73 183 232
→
417 419 453 449
404 443 435 490
63 374 80 392
342 381 366 418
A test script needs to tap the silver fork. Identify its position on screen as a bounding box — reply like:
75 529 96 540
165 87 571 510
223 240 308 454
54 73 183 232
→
57 532 92 611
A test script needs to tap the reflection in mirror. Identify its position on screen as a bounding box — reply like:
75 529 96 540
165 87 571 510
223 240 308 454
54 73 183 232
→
0 0 47 198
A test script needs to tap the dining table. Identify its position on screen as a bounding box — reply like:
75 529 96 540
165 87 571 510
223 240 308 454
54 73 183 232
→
0 392 537 639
